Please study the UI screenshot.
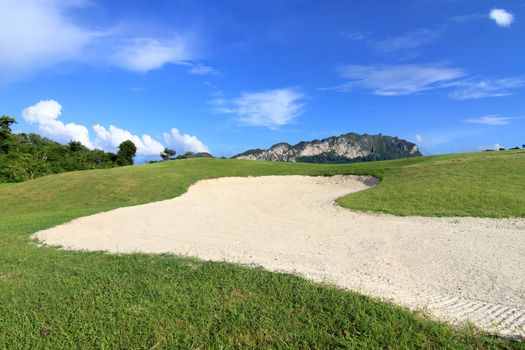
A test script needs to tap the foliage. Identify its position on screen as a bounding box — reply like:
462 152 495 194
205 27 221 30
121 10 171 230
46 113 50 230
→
117 140 137 166
0 116 123 183
0 115 16 154
68 140 84 152
160 147 176 161
0 152 524 348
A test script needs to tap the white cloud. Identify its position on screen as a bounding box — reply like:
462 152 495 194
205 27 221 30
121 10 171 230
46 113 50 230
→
0 1 207 81
189 64 219 76
110 37 194 73
464 115 518 126
163 128 209 153
449 78 524 100
0 0 94 83
93 124 164 156
415 134 423 143
22 100 93 148
330 64 523 99
489 8 514 27
334 64 465 96
372 29 441 52
215 89 305 128
22 100 209 157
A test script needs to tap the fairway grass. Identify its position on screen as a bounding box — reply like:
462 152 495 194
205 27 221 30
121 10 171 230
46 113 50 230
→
1 150 524 348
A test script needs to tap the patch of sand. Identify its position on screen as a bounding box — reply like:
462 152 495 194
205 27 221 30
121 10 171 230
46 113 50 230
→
33 175 525 338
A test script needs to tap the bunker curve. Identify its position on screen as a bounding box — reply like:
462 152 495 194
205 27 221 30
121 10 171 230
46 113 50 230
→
33 175 525 338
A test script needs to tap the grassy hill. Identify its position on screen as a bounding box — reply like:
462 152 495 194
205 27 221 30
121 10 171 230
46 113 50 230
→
1 150 524 348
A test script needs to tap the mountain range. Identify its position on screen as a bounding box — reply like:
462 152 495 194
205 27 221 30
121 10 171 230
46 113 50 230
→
232 132 421 163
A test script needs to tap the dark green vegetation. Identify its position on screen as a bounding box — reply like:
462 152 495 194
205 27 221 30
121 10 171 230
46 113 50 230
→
0 116 141 183
160 147 177 161
0 133 118 182
233 132 421 163
1 151 524 348
116 140 138 166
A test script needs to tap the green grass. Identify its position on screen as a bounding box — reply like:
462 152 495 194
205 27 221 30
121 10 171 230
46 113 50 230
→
1 151 524 349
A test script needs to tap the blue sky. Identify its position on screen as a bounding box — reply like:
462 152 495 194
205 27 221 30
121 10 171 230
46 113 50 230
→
0 0 524 158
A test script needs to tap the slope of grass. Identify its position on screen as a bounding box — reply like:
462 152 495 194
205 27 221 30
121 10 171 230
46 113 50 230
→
337 150 525 217
1 151 524 349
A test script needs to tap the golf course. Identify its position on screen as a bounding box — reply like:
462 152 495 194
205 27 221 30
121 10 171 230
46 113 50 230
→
1 149 524 349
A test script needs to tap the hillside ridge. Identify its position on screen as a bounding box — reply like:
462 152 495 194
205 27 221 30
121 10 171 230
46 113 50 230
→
232 132 421 163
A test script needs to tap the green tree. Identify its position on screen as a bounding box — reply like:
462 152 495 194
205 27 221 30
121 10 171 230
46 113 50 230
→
0 124 122 183
117 140 137 166
0 115 16 154
68 140 84 152
1 153 50 182
160 148 176 161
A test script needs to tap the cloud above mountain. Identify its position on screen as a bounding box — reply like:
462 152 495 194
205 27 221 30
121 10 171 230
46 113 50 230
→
213 89 306 129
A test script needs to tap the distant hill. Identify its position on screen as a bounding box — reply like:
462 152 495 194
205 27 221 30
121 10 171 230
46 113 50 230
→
188 152 214 158
232 132 421 163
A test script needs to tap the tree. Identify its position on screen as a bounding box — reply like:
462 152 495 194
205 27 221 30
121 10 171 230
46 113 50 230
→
160 148 176 161
68 140 83 152
0 115 16 154
2 153 50 182
117 140 137 166
0 123 122 183
0 115 15 135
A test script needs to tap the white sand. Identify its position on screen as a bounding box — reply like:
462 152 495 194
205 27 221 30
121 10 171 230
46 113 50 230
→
33 175 525 338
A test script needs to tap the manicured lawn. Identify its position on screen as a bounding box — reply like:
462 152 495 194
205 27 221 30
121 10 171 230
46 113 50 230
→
337 150 525 217
1 151 524 348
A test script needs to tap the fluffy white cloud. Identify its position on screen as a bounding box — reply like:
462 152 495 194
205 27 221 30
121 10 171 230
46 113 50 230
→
335 64 465 96
22 100 208 157
449 78 524 100
0 0 94 83
464 115 518 126
215 89 305 128
93 124 164 156
110 37 194 72
489 8 514 27
22 100 93 148
0 1 209 81
163 128 209 153
415 134 423 143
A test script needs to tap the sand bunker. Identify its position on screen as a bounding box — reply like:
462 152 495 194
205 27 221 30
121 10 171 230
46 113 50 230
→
33 175 525 338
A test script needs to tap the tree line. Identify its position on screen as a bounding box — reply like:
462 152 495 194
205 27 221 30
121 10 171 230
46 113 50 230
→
0 115 137 183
